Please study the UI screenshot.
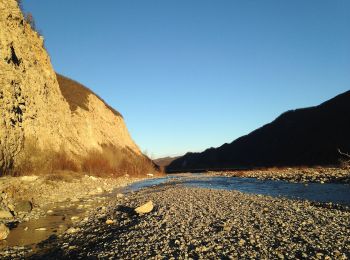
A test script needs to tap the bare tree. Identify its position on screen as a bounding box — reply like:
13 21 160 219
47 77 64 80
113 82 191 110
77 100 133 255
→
338 148 350 168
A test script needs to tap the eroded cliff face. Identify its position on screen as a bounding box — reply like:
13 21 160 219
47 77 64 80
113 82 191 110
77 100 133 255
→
0 0 141 174
56 74 141 155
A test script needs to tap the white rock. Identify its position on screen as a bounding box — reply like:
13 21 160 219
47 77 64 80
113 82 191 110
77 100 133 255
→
35 227 47 231
66 227 80 234
135 201 154 215
106 219 114 225
20 176 38 182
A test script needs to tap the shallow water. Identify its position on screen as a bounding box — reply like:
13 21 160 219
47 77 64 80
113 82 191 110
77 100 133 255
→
0 195 109 249
125 174 350 206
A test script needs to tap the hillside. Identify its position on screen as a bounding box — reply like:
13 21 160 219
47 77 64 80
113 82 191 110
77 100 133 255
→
167 90 350 172
154 156 181 167
0 0 153 176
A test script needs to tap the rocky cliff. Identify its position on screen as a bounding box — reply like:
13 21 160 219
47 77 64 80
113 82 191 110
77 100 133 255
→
0 0 143 175
168 90 350 172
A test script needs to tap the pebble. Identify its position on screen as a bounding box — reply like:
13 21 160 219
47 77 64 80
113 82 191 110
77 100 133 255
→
35 228 47 231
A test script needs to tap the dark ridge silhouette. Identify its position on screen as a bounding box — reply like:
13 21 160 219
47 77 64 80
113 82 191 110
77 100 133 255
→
56 73 123 118
167 90 350 172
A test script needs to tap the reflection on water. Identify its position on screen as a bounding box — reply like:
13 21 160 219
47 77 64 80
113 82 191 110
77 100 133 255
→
0 196 107 249
125 174 350 206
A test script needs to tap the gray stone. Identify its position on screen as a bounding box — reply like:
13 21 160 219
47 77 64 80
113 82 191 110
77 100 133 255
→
15 200 32 213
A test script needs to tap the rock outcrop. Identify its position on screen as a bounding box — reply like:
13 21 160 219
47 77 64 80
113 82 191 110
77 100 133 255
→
168 90 350 171
0 0 142 174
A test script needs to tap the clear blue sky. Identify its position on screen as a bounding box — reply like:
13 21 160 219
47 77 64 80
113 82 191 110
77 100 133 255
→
23 1 350 158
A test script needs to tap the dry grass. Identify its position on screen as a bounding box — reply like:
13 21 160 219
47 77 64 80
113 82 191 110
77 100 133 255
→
43 170 83 183
81 145 159 177
10 139 160 178
12 139 79 177
56 74 123 117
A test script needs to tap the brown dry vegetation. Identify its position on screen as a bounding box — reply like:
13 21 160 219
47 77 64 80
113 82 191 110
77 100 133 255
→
56 74 123 117
81 145 159 178
9 139 159 178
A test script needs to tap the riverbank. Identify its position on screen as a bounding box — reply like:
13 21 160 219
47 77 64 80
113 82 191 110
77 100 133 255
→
209 167 350 183
0 171 150 253
28 185 350 259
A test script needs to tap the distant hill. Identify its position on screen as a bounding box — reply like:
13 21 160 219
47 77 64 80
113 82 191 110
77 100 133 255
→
154 156 181 167
167 90 350 172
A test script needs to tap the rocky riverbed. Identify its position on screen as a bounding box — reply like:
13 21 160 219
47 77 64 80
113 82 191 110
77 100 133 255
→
0 172 146 252
210 167 350 183
24 185 350 259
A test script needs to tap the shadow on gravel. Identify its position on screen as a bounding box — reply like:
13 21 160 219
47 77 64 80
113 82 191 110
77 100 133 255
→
28 205 147 259
116 205 137 217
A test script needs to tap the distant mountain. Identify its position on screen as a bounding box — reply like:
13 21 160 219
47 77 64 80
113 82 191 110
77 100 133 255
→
167 91 350 172
154 156 181 167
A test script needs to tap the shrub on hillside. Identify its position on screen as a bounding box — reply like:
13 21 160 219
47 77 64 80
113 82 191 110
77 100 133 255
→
81 146 159 177
13 139 79 176
9 139 159 178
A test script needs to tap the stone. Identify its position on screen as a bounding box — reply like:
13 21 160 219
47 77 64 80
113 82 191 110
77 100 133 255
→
0 210 13 219
106 219 114 225
35 227 47 231
116 193 124 198
135 201 154 215
238 239 245 246
15 200 32 213
66 227 80 234
7 204 15 212
0 223 10 240
20 176 38 182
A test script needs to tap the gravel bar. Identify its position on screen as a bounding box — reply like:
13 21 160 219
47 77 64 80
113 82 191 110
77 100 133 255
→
27 185 350 259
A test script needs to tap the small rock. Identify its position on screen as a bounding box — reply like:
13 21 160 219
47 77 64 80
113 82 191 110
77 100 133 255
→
47 210 54 214
0 223 10 240
0 210 13 219
106 219 114 225
135 201 154 215
35 227 47 231
116 193 124 198
71 216 79 221
24 227 28 231
15 200 32 213
20 176 38 182
66 227 79 234
238 239 245 246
